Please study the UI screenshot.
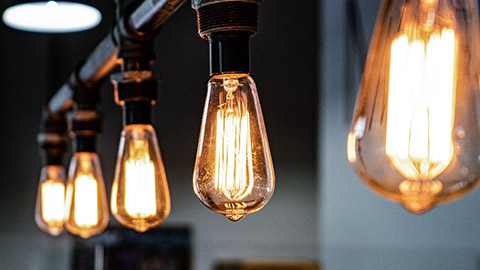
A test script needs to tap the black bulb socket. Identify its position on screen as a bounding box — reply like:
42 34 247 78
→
195 1 259 75
123 100 152 126
39 111 68 166
38 134 68 166
69 109 101 153
209 31 251 75
73 135 97 153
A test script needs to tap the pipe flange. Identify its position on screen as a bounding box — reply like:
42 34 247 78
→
195 0 260 39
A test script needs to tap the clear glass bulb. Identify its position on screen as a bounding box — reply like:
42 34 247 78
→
193 73 275 221
65 152 109 238
111 124 170 232
34 165 66 236
348 0 480 213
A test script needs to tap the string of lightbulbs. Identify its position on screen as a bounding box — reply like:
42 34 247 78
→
35 0 480 239
36 0 275 238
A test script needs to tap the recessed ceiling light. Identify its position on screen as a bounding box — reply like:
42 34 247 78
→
2 1 102 33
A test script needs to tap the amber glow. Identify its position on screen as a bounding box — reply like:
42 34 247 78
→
347 132 357 163
41 180 65 227
386 29 456 183
214 79 254 201
124 140 156 218
111 125 170 232
348 0 480 214
73 174 98 227
65 152 108 238
193 74 274 221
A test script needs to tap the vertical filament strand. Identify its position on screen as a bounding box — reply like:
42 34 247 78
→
386 29 456 181
74 174 98 227
124 141 156 218
41 180 65 225
214 81 254 201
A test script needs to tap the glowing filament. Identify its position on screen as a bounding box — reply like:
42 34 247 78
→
347 132 357 163
74 174 98 227
386 29 456 182
124 140 157 218
41 180 65 226
214 79 254 201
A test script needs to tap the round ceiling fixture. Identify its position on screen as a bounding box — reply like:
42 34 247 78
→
2 1 102 33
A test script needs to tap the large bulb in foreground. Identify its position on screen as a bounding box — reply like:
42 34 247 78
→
194 73 274 221
34 165 66 236
111 124 170 232
348 0 480 213
65 152 109 238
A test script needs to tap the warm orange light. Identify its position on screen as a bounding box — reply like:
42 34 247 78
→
214 79 255 201
386 30 456 182
73 174 98 227
348 0 480 214
347 132 357 163
193 74 274 221
124 140 157 218
111 124 170 232
35 165 66 236
65 152 109 238
41 180 65 226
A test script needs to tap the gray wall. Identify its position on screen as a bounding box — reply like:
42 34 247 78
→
319 1 480 269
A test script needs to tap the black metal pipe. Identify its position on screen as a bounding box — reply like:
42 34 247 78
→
46 0 186 114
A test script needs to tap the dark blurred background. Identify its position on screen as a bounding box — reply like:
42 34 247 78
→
0 0 318 269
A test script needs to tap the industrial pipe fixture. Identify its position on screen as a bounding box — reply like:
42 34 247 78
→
110 11 170 233
36 0 186 236
36 0 276 237
192 0 275 221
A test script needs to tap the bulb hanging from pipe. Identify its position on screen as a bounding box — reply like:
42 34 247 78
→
348 0 480 213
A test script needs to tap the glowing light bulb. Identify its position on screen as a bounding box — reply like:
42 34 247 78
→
35 165 66 236
111 124 170 232
194 74 274 221
348 0 480 213
65 152 108 238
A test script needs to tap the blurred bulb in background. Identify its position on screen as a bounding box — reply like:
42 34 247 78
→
194 73 274 221
35 165 66 236
65 152 108 238
111 124 170 232
348 0 480 213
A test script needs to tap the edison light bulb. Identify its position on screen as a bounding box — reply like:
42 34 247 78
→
349 0 480 213
65 152 108 238
34 165 66 236
111 124 170 232
193 73 274 221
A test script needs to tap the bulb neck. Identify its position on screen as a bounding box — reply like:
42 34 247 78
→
209 31 251 75
43 155 64 166
38 133 67 167
73 135 97 153
123 100 152 126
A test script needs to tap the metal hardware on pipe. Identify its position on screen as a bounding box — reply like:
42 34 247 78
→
130 0 186 32
38 111 68 166
46 0 187 114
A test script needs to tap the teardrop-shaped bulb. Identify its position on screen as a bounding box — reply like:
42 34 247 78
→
348 0 480 213
111 124 170 232
65 152 109 238
193 73 275 221
35 165 66 236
